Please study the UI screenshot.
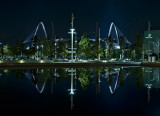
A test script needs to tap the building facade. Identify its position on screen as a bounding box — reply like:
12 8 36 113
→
143 30 160 62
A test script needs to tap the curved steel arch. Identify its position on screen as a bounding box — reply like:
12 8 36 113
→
34 21 48 38
24 22 48 43
108 22 119 44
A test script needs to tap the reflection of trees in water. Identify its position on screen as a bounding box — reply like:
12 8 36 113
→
119 68 125 86
0 69 7 86
132 68 144 88
56 68 68 79
77 68 92 90
12 69 26 79
2 67 133 95
105 67 114 86
94 68 103 82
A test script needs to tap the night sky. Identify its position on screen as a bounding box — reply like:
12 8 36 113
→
0 0 160 44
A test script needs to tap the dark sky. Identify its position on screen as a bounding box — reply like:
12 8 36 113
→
0 0 160 44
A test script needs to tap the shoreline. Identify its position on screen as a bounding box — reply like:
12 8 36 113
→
0 60 159 69
0 60 160 69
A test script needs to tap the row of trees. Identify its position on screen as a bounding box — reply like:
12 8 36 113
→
0 33 143 60
77 33 143 60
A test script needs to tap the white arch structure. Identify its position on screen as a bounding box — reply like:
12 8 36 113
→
108 22 119 44
34 21 48 38
108 22 131 45
24 22 48 43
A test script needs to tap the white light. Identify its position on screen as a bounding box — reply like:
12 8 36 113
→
20 60 24 63
70 91 74 95
26 47 30 50
82 60 88 62
111 58 115 61
40 60 44 63
115 45 120 49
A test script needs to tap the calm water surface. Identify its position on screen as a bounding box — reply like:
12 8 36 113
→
0 67 160 115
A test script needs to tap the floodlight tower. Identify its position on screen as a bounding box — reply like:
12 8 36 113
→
68 13 77 62
55 35 57 59
98 28 101 60
146 21 152 62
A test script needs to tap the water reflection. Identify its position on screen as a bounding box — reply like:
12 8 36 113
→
25 69 48 94
143 67 160 102
68 68 76 110
1 67 160 111
105 67 130 94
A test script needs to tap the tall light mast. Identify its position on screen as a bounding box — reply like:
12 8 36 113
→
68 13 76 62
146 21 152 62
55 35 57 59
98 28 101 60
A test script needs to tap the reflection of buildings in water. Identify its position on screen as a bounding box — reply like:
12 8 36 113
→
105 68 130 94
68 68 76 110
51 78 54 95
144 68 160 102
25 69 46 94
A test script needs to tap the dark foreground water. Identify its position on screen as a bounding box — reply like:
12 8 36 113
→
0 67 160 115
